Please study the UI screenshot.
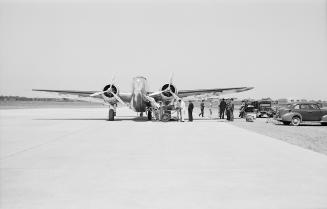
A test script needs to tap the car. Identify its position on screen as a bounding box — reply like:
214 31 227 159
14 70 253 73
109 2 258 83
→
275 102 327 126
251 99 274 118
239 104 257 120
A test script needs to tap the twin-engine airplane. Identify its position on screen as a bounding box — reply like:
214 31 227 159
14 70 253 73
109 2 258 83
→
33 75 253 121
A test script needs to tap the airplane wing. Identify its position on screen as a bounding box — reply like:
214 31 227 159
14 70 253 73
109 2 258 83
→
177 87 254 98
32 89 132 104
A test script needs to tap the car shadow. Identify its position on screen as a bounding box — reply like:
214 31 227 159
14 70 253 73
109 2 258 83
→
274 123 323 127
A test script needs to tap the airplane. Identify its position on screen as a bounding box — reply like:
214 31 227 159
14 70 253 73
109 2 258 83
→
33 75 254 121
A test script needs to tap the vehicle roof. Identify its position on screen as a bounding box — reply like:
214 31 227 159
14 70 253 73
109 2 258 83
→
290 102 320 105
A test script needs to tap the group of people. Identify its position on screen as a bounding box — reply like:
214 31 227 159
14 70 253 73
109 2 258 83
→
173 98 235 122
218 98 235 121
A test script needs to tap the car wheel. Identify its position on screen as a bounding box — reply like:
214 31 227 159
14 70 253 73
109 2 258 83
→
321 122 327 126
282 121 290 125
291 116 301 126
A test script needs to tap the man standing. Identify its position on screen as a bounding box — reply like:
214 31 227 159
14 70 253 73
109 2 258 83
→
219 98 227 119
199 100 205 117
180 99 186 122
175 99 181 122
230 98 235 121
208 102 213 119
226 99 231 121
188 101 194 122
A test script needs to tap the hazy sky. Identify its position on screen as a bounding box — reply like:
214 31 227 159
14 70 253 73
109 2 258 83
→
0 0 326 100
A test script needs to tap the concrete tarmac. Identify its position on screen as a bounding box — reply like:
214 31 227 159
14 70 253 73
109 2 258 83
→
1 108 327 209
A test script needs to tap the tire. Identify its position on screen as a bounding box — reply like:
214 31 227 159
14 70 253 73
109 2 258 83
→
108 109 115 121
147 111 152 120
291 116 301 126
321 122 327 126
282 121 290 125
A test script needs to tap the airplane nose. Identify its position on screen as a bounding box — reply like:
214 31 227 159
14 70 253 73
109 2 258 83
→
134 80 143 90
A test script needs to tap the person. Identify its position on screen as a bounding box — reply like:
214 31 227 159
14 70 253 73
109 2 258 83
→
199 100 205 117
188 101 194 122
208 102 213 119
230 98 235 121
226 99 231 121
219 98 227 119
180 99 186 122
239 102 245 118
175 99 182 122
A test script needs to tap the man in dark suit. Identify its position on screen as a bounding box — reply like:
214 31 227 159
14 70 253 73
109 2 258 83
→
219 98 227 119
199 100 205 117
188 101 194 122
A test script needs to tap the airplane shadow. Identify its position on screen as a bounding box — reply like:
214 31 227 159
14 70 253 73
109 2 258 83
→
34 116 151 122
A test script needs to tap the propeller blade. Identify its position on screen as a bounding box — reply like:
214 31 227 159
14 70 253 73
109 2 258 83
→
90 91 106 97
148 91 164 97
112 93 126 105
169 72 174 84
111 76 116 85
171 91 180 100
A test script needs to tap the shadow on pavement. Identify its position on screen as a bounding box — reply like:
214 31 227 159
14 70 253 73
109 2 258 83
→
34 116 151 122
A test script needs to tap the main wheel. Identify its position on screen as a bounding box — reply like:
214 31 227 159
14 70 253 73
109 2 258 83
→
291 116 301 126
321 122 327 126
108 109 115 121
147 111 152 120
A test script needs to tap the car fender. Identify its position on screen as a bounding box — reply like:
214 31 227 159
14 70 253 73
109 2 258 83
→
322 115 327 122
281 112 302 122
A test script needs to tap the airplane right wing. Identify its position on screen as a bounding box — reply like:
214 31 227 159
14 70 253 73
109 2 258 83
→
177 87 254 98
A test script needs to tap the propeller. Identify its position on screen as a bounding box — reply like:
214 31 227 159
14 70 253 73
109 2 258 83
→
90 76 126 105
148 73 178 97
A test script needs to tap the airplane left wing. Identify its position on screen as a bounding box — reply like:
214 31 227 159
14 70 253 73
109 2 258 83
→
32 89 132 105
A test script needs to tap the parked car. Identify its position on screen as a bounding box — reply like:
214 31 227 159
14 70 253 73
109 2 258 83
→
240 104 257 119
251 99 274 118
275 102 327 126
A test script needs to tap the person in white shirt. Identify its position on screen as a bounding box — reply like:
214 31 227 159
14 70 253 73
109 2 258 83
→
180 99 186 122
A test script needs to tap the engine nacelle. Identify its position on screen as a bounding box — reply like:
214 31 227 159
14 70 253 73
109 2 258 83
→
101 84 119 103
160 83 178 100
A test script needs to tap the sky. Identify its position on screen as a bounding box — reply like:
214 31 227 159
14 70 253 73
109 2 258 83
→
0 0 326 100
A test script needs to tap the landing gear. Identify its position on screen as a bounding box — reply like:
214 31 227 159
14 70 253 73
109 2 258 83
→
108 109 115 121
108 104 117 121
147 110 152 120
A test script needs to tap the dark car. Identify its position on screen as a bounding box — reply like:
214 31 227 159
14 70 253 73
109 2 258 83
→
276 102 327 126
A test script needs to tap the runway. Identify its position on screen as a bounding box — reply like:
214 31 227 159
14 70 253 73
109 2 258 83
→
1 107 327 209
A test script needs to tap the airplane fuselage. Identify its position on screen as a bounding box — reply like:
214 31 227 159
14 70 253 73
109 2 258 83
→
130 76 149 112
